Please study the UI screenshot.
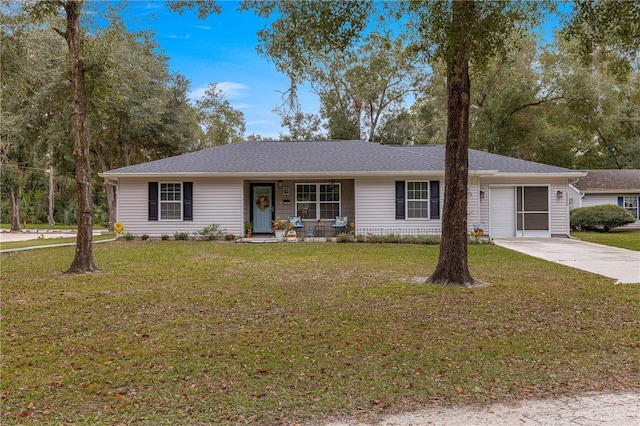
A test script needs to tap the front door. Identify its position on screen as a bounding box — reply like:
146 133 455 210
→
252 184 274 233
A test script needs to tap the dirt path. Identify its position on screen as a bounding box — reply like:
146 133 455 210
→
327 392 640 425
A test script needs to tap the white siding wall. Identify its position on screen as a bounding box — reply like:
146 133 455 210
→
116 177 244 237
354 176 443 233
581 194 620 207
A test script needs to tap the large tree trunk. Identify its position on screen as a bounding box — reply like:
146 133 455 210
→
9 188 21 232
427 0 475 286
57 0 98 273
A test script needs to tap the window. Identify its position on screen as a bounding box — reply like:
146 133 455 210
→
623 196 639 219
396 180 439 220
407 181 429 219
160 183 182 220
149 182 192 221
296 183 341 220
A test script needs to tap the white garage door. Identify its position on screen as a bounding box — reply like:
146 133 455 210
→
490 187 516 238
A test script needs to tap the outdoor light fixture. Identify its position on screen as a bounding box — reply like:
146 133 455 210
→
556 190 563 198
480 191 485 199
278 180 283 189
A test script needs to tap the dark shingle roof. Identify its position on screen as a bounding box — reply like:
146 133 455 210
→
573 170 640 192
102 140 580 176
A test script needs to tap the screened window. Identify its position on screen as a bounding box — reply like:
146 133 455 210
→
407 181 429 219
623 196 639 219
296 183 341 220
160 183 182 220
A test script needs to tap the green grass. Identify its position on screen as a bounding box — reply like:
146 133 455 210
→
0 234 116 251
2 242 639 425
572 228 640 251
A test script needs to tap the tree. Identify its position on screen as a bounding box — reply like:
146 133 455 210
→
87 13 200 228
0 9 71 231
20 0 98 272
195 83 246 147
563 0 640 77
242 0 548 286
56 0 97 273
273 83 324 141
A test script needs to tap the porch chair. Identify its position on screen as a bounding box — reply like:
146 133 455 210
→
288 216 304 237
332 216 348 236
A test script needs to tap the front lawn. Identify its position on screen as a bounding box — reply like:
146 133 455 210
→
572 228 640 251
2 242 639 425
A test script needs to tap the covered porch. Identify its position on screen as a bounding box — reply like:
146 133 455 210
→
243 178 355 238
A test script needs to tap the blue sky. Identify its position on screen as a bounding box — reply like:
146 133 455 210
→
102 1 568 140
108 0 316 138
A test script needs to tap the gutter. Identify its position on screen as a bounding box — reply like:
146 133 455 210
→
99 170 501 180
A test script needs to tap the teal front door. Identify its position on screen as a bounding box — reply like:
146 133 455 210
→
252 184 274 233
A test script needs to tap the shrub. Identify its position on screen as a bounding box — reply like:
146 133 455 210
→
123 233 135 241
336 233 354 243
570 204 635 232
140 234 150 241
224 234 236 241
174 232 189 241
468 235 493 245
161 234 170 241
194 224 225 240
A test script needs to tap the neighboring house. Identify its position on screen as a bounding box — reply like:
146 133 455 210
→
569 169 640 229
99 140 585 238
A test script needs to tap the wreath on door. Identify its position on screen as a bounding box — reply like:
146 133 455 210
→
256 195 270 210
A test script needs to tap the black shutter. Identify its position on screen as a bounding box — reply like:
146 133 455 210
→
617 197 623 207
148 182 158 221
430 181 440 219
395 181 405 219
183 182 193 221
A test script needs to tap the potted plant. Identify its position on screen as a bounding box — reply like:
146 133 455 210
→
272 217 288 240
245 221 253 238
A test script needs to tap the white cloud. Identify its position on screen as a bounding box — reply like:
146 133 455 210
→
188 82 249 102
217 81 248 99
164 33 191 40
192 25 211 30
247 119 271 125
188 86 209 101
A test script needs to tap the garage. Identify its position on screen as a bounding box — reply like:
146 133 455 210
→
490 186 550 238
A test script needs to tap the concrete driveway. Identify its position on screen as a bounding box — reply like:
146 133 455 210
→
494 238 640 284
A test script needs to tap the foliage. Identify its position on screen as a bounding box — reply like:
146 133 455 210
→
122 232 135 241
336 232 355 243
570 205 636 232
563 0 640 76
161 234 170 241
140 234 150 241
174 232 189 241
224 233 236 241
271 217 289 231
193 224 226 240
2 243 638 424
194 83 246 148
